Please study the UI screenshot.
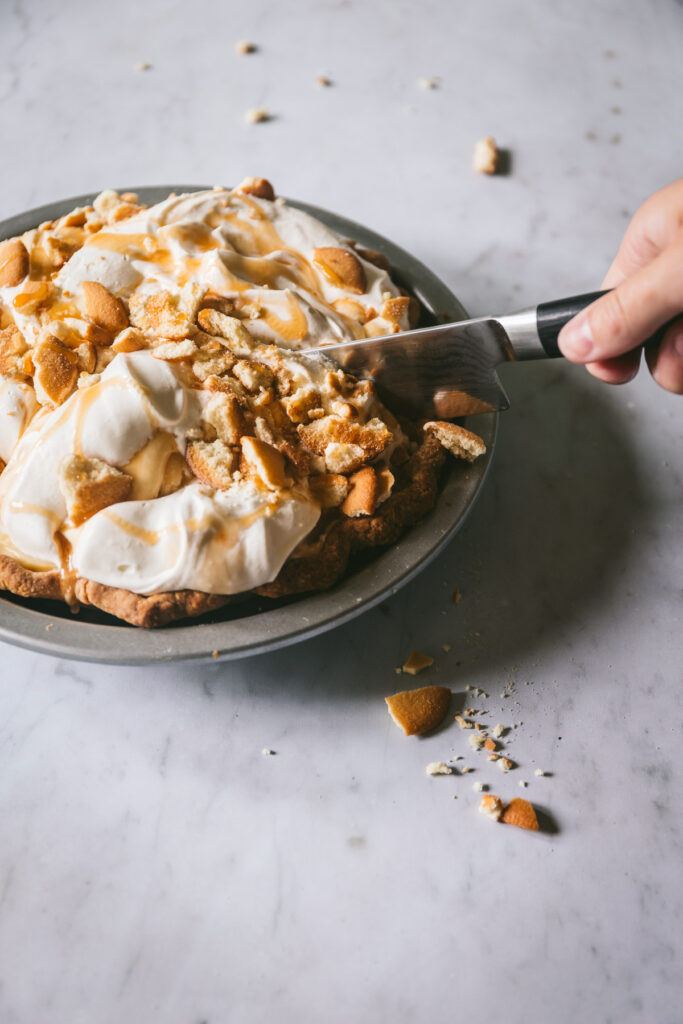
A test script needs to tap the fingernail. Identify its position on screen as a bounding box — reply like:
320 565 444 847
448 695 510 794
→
558 315 594 360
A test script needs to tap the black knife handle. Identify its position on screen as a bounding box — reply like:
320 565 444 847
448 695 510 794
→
536 291 607 357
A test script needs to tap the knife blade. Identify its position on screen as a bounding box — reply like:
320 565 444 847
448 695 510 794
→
316 291 607 419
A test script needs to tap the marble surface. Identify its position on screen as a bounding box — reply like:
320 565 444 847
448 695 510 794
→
1 1 682 1021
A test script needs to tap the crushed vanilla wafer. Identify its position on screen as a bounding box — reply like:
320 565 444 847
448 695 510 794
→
472 136 500 174
385 685 451 736
402 650 434 675
479 794 504 821
502 798 539 831
245 107 269 124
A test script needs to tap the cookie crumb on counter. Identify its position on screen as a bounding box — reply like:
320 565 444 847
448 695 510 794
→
245 107 269 124
479 794 504 821
472 135 500 174
386 685 451 736
402 650 434 675
262 748 276 756
235 40 256 55
425 761 453 776
502 797 539 831
534 768 546 777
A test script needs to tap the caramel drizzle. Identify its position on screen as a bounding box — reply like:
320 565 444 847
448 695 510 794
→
102 495 279 547
15 189 371 349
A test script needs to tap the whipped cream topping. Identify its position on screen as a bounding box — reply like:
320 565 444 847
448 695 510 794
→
3 188 403 352
0 351 320 591
68 478 317 595
0 378 37 464
0 184 407 599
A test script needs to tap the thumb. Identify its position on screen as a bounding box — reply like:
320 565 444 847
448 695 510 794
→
558 227 683 363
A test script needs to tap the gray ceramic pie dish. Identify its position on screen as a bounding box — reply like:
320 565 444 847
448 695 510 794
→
0 186 497 664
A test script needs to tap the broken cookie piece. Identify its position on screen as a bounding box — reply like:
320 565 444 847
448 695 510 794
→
472 136 500 175
313 246 366 294
82 280 129 334
501 797 539 831
424 421 486 462
186 439 235 490
385 684 451 736
478 794 504 821
235 176 275 200
0 239 30 288
59 454 133 526
402 650 434 675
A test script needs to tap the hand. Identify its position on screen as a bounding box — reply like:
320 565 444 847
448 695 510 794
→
557 178 683 393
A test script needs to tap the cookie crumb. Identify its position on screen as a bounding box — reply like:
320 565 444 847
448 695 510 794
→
417 76 439 90
235 41 256 55
442 644 452 653
472 135 500 174
316 75 332 87
245 107 269 124
135 61 152 72
484 738 496 752
402 650 434 675
518 780 527 788
479 794 504 821
452 588 462 604
534 768 545 777
262 748 275 756
212 649 219 660
468 732 485 750
497 757 514 773
425 761 453 776
472 781 484 792
455 715 473 730
492 723 505 739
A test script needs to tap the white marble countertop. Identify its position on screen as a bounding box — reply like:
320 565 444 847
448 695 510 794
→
1 1 682 1021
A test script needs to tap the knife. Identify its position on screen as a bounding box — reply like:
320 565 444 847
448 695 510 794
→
317 290 628 418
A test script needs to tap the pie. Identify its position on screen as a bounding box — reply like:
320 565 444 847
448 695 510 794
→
0 178 485 626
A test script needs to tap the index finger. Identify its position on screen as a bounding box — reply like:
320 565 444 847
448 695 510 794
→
602 178 683 289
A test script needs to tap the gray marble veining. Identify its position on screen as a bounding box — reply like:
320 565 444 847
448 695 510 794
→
1 1 682 1022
